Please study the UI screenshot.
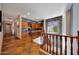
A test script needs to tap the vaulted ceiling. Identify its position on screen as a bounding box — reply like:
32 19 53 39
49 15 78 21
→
2 3 72 20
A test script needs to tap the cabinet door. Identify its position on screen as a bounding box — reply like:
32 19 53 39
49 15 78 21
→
28 22 32 27
36 23 43 28
25 22 28 27
40 23 43 27
32 23 36 28
22 21 28 28
36 24 39 28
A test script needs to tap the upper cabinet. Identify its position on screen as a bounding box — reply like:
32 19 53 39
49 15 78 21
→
36 23 43 28
32 23 43 29
32 23 36 28
21 21 29 28
21 17 43 29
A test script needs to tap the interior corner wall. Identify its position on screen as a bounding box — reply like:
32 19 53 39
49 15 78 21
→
66 10 70 35
73 3 79 55
62 12 66 55
57 3 79 55
63 4 79 55
72 3 79 36
69 3 79 55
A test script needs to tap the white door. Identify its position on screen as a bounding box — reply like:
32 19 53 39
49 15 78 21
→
5 24 12 34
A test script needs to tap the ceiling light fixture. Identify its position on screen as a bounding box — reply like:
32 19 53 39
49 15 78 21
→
27 12 30 16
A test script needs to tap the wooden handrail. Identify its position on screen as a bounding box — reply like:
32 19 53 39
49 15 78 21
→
40 31 79 55
42 32 77 38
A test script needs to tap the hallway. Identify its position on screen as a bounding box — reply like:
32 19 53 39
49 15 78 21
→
1 34 43 55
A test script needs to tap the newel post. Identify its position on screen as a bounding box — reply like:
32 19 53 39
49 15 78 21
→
77 31 79 55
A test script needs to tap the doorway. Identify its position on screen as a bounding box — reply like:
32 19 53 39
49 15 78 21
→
5 23 12 35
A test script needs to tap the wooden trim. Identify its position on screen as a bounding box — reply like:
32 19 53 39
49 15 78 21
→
60 36 62 55
71 37 73 55
65 36 67 55
56 35 58 55
52 35 54 55
49 35 51 54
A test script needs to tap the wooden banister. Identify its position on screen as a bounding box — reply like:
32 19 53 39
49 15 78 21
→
65 36 67 55
40 32 78 55
45 33 77 38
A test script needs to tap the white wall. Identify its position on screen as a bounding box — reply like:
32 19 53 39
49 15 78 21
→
66 10 70 35
12 22 14 35
43 19 46 33
0 3 3 54
62 4 79 55
0 32 3 54
3 19 15 35
71 3 79 55
73 4 79 36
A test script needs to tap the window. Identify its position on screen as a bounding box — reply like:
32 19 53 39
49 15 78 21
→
46 16 62 34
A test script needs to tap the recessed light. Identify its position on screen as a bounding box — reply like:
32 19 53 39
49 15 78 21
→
27 12 30 16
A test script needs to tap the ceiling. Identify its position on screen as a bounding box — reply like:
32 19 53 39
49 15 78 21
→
2 3 72 20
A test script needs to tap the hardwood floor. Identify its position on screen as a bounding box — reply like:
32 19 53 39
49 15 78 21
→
1 34 44 55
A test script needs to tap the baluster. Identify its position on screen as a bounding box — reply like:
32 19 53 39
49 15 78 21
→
56 35 58 55
52 35 54 55
44 33 47 51
43 33 47 50
40 33 44 49
77 31 79 55
71 37 73 55
49 34 51 54
42 33 45 50
60 36 62 55
65 36 67 55
46 34 48 52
